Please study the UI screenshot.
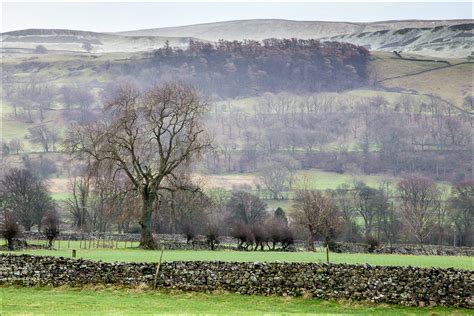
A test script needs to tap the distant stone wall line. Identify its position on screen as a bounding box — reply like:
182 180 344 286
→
17 232 474 256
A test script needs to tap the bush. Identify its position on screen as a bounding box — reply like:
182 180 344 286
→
33 45 48 54
280 227 294 250
1 211 20 250
181 221 196 243
42 210 60 248
205 224 220 251
366 235 380 253
250 225 268 251
232 223 254 250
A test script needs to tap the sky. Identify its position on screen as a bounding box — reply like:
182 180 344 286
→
2 2 472 33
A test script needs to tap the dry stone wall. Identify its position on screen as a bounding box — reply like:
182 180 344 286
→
17 232 474 256
1 254 472 308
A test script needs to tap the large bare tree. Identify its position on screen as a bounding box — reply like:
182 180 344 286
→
66 82 211 248
293 189 341 250
397 175 440 245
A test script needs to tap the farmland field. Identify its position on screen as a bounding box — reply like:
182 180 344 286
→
1 244 472 270
2 286 470 315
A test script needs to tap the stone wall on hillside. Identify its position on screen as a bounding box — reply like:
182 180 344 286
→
0 254 472 308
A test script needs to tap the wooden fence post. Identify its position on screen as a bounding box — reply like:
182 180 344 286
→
153 246 165 290
326 245 330 264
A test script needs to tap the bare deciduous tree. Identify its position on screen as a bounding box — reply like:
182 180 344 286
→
227 191 267 225
66 82 211 248
257 155 298 200
8 138 23 155
398 175 440 245
293 189 342 250
0 168 54 231
42 210 60 248
448 180 473 246
64 175 91 231
0 210 20 250
28 124 57 152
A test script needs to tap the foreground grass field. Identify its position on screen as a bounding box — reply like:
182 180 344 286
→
2 243 472 270
1 286 471 315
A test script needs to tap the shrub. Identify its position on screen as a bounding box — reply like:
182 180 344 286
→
181 221 196 243
33 45 48 54
42 210 60 248
232 222 254 250
1 211 20 250
250 225 268 251
205 224 220 251
366 235 380 253
280 227 294 250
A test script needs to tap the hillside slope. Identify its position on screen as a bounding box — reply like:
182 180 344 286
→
116 19 471 40
2 19 471 57
325 24 473 58
0 29 197 54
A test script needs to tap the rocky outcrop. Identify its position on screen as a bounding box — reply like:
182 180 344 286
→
1 254 472 307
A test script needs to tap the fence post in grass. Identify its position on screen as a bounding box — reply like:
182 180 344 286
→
326 244 330 264
72 249 76 258
153 245 165 290
68 239 70 249
58 240 60 249
79 239 82 249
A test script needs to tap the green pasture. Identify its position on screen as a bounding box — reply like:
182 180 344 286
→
1 286 470 315
1 241 472 270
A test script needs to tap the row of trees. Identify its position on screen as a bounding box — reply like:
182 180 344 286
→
294 176 473 247
203 92 472 182
148 39 370 97
3 79 96 124
1 163 472 249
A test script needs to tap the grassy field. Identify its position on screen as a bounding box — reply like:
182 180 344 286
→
2 243 472 270
2 286 471 316
382 63 472 107
370 52 449 80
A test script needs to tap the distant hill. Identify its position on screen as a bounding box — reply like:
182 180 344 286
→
324 23 473 58
116 19 472 58
1 19 472 57
0 29 198 53
116 19 471 39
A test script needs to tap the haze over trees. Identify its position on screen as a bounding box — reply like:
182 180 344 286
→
0 34 472 250
147 39 370 97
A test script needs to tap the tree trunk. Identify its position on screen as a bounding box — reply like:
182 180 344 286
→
307 231 315 251
139 191 157 249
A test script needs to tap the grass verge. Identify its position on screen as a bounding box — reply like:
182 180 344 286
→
1 285 471 315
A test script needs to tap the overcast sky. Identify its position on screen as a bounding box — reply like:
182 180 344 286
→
2 2 472 33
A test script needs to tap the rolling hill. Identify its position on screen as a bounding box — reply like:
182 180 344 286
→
0 29 198 54
324 23 473 58
116 19 471 41
1 19 472 58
